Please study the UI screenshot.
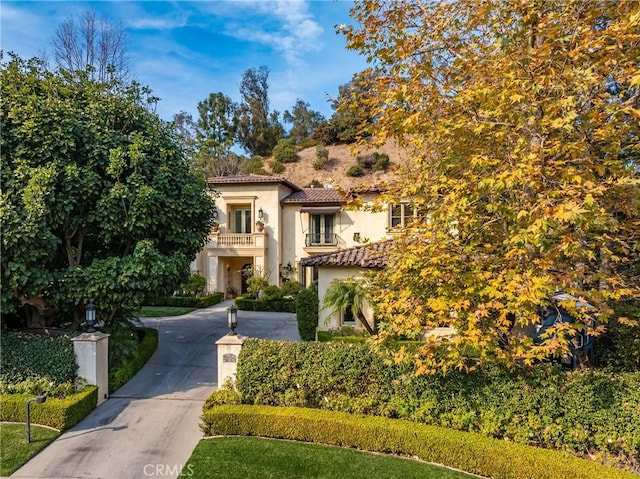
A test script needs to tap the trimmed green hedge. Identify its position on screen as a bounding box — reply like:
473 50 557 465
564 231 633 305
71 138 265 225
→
0 386 98 430
110 328 158 393
201 405 635 479
0 332 77 388
296 287 318 341
150 292 224 308
236 339 640 470
235 296 296 313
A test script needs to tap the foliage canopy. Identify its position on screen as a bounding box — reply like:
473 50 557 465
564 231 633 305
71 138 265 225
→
342 0 640 371
1 54 215 328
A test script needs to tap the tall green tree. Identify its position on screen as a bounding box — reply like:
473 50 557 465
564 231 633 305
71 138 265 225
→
342 0 640 372
1 54 215 328
193 92 242 177
236 66 284 156
283 99 325 144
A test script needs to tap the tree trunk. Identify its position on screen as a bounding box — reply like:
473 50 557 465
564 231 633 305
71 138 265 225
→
357 312 375 335
21 295 56 328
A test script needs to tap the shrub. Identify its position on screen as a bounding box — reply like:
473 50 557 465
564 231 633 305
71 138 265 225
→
0 332 77 393
0 386 98 431
203 379 242 410
313 146 329 170
0 378 75 398
262 285 284 301
297 137 321 150
234 296 296 313
296 287 318 341
269 160 285 173
107 320 140 370
596 302 640 371
356 152 390 172
236 339 391 411
346 165 364 177
149 292 223 308
233 339 640 470
282 280 303 298
181 273 206 297
201 405 635 479
273 138 299 163
246 276 269 300
242 156 269 175
372 152 390 171
356 153 376 169
109 328 158 393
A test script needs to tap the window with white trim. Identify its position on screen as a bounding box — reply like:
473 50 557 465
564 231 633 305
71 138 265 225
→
389 203 416 227
309 214 335 245
232 207 252 233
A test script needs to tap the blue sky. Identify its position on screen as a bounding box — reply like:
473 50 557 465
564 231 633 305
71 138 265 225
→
1 1 368 122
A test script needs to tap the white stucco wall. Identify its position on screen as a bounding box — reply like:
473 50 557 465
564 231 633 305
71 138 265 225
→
195 183 392 294
281 191 389 287
195 182 295 292
317 266 375 330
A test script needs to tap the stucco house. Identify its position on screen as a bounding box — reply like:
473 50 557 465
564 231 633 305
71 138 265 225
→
192 174 399 330
299 241 390 330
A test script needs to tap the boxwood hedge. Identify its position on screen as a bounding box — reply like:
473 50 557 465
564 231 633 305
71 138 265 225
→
0 386 98 430
201 405 636 479
234 296 296 313
149 292 224 308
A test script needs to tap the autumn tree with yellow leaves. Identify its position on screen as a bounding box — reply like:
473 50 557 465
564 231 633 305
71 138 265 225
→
340 0 640 372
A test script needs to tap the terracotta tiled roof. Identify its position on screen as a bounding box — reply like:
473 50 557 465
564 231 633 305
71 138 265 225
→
281 188 342 204
300 241 391 268
206 175 301 192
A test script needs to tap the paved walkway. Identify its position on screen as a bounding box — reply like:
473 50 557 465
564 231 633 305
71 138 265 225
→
12 301 300 479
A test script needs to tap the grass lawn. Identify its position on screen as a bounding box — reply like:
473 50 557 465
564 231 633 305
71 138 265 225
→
181 437 476 479
0 423 60 476
134 305 196 317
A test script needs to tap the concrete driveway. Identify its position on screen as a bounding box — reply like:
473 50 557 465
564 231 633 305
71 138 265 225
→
12 301 300 479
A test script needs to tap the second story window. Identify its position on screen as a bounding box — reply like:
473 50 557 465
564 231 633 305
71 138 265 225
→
233 208 252 233
389 203 424 228
309 213 336 246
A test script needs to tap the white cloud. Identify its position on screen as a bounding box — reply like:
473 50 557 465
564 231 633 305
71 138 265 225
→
126 15 188 31
229 0 323 65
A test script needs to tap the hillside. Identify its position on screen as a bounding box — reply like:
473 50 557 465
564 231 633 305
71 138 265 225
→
264 139 408 190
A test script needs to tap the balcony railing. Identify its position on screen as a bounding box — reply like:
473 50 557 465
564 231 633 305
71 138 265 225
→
305 233 338 247
216 233 256 247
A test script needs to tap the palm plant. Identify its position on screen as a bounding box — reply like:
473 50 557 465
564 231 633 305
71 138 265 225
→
322 279 374 335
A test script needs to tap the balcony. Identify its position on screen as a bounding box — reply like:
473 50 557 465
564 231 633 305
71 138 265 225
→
207 232 267 256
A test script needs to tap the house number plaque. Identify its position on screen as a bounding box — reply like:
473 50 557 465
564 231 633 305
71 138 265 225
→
223 353 237 363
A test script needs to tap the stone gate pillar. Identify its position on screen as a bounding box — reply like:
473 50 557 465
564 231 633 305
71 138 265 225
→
215 333 245 388
72 331 110 405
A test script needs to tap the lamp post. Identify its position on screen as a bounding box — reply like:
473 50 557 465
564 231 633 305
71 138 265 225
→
227 306 238 335
85 302 97 333
26 395 47 443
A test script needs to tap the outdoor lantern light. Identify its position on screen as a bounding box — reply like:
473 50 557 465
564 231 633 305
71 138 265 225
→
85 302 97 333
227 306 238 335
26 395 47 443
258 207 264 221
353 232 361 242
212 209 219 221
